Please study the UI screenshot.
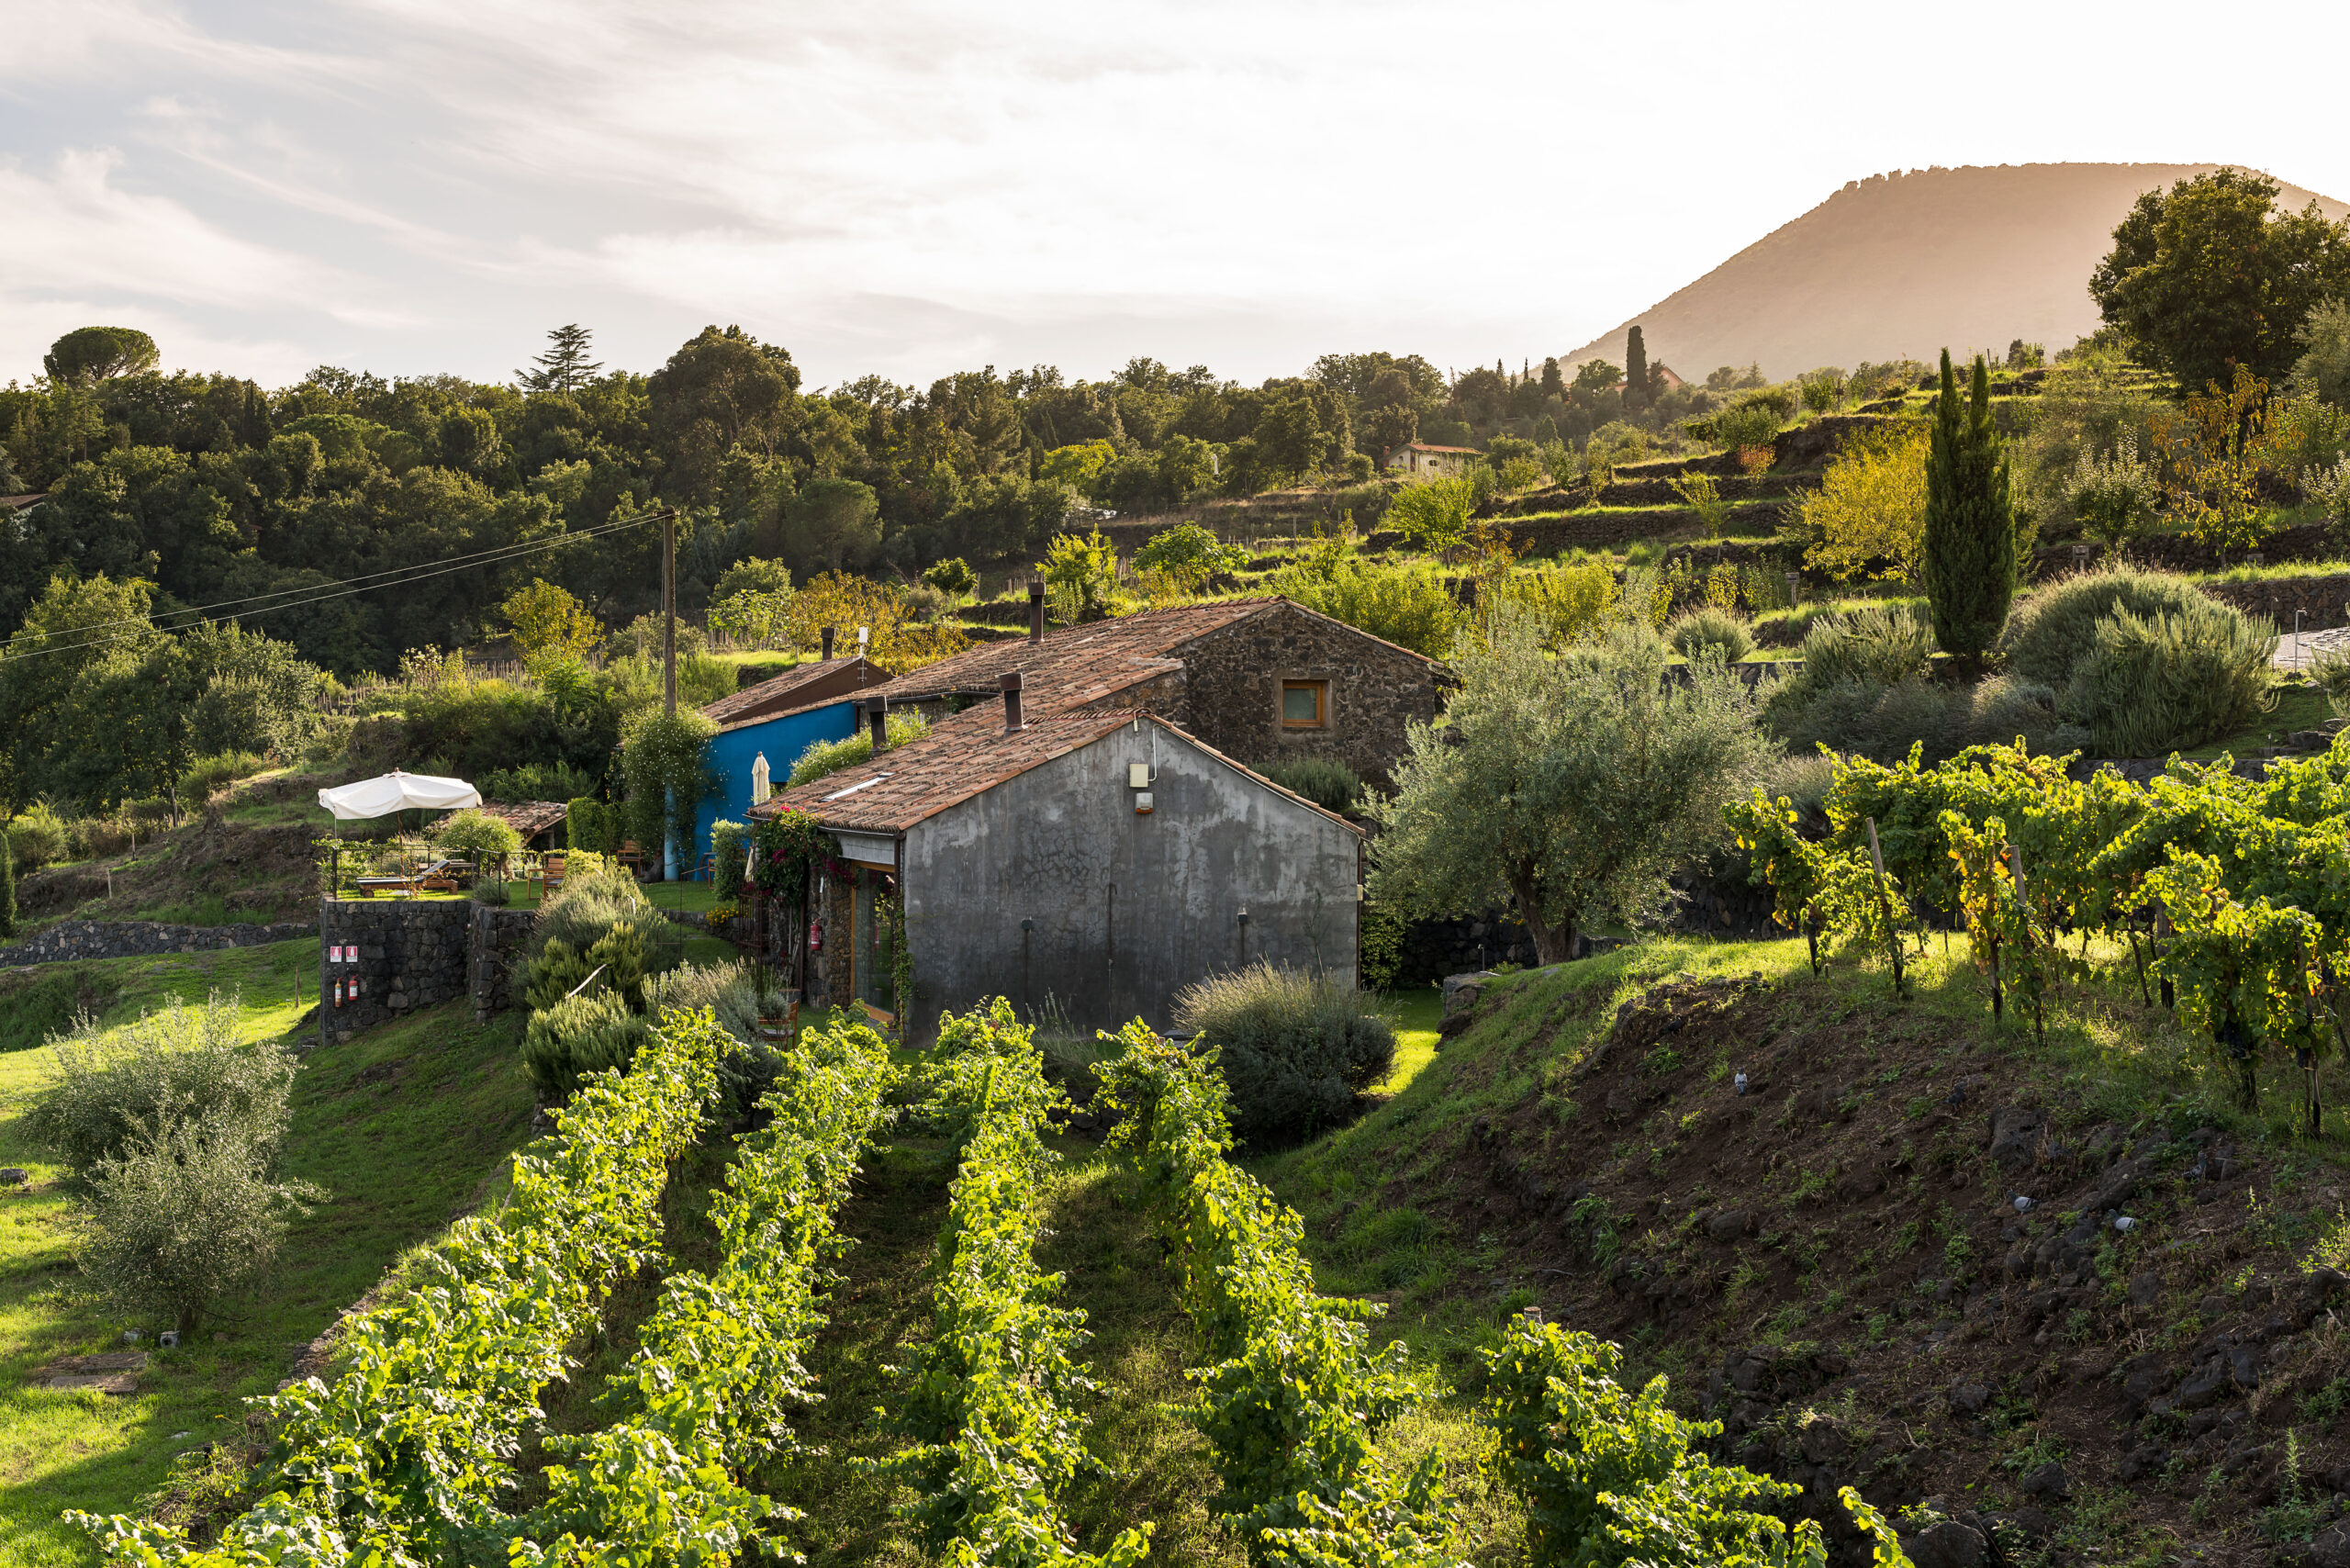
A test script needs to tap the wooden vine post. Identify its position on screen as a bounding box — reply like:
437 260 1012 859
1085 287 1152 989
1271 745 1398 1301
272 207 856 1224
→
1863 817 1904 998
2300 934 2326 1141
2008 842 2044 1046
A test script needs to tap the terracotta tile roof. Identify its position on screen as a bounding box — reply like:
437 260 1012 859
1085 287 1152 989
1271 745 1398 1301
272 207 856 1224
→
476 800 568 839
1401 442 1481 454
873 599 1278 709
873 596 1440 711
700 655 885 725
751 703 1363 838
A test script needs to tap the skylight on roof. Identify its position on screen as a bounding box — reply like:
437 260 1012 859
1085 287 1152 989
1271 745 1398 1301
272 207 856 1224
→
821 773 892 801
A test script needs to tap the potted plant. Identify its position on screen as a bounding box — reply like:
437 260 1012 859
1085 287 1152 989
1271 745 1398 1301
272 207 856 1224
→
754 958 797 1039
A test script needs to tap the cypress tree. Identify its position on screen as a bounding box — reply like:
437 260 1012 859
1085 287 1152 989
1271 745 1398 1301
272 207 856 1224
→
1919 348 2019 676
0 830 16 940
1624 326 1650 412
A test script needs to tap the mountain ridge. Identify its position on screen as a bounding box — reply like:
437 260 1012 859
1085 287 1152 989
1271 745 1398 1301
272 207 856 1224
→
1563 162 2349 381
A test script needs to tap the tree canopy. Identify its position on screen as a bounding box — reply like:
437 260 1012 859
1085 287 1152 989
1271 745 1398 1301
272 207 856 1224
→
2090 167 2350 392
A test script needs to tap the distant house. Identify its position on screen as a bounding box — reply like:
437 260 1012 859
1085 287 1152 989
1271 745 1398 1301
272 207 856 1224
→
753 702 1364 1039
701 652 887 728
870 595 1444 788
1384 442 1480 477
475 799 568 851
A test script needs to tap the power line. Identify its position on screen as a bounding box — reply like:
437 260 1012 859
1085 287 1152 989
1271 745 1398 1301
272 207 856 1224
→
0 507 674 666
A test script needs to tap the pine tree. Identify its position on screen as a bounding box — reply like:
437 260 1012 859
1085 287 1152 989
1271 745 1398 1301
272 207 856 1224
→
0 830 17 940
1919 349 2019 675
519 325 602 394
1624 326 1650 412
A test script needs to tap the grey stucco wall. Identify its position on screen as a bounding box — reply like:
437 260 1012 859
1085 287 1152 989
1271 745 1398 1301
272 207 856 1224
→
901 720 1362 1039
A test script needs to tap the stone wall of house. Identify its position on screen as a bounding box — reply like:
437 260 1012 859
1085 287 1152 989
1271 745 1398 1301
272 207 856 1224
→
468 905 537 1023
0 919 313 968
1175 601 1443 787
318 898 472 1047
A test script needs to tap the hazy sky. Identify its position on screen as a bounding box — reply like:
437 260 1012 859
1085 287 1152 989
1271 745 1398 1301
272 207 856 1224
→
5 0 2345 393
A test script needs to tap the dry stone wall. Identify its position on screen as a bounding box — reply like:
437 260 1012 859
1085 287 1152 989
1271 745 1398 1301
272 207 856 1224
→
0 919 312 968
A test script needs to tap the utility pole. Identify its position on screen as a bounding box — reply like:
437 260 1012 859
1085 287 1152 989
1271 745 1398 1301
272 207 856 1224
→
662 509 677 717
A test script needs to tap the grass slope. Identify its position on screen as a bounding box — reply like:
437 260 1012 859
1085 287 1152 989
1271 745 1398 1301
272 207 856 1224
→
1262 935 2350 1563
0 939 533 1566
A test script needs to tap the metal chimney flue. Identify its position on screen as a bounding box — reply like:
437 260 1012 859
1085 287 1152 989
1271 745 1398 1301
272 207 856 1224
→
1027 582 1046 644
1002 670 1024 734
867 695 890 752
821 625 836 660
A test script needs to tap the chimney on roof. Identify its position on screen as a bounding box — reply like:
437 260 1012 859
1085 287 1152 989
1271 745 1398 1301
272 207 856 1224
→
1002 670 1024 734
1027 581 1046 644
821 625 835 660
867 694 890 753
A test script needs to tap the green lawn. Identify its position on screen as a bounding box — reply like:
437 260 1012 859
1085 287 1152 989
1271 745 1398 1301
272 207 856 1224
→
1371 986 1442 1098
0 941 534 1565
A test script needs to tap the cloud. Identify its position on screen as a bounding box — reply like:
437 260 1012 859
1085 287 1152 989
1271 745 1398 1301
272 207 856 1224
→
0 148 341 309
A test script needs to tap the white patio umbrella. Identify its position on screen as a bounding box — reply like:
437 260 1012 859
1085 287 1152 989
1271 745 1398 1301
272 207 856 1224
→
317 769 482 819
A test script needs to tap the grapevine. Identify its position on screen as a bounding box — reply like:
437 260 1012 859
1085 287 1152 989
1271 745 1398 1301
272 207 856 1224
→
1092 1024 1466 1565
870 998 1152 1568
1479 1314 1824 1565
528 1009 894 1566
71 1011 722 1566
1725 731 2350 1128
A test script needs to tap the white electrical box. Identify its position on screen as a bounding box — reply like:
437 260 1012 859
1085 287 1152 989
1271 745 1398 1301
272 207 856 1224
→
1128 762 1152 789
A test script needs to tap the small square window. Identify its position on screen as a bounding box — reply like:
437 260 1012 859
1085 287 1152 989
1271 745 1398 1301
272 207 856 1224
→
1281 679 1327 728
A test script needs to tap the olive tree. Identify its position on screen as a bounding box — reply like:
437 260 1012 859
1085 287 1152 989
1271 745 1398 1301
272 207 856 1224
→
1369 615 1772 965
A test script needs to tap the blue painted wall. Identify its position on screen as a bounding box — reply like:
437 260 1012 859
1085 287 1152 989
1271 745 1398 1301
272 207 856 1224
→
688 700 860 871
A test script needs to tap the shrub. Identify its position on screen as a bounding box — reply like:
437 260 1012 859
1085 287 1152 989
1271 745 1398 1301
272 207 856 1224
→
1668 607 1754 664
711 820 750 900
1964 676 2091 754
1762 675 1969 766
2312 645 2350 718
1496 563 1618 647
7 802 72 872
788 711 932 787
640 960 788 1117
1711 400 1784 452
566 796 617 854
1253 757 1363 814
1798 422 1931 583
1173 962 1394 1142
512 871 676 1018
1798 603 1938 687
1136 522 1245 590
1998 566 2235 689
74 1114 319 1335
180 751 267 801
2065 602 2278 756
26 994 297 1190
1271 555 1463 658
2065 431 2163 547
479 761 598 801
520 989 652 1103
1385 476 1476 553
0 828 14 937
923 555 978 599
431 808 521 861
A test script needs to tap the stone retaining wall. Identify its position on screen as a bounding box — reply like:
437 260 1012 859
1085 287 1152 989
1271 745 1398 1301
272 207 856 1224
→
0 919 314 968
318 899 471 1048
468 905 537 1023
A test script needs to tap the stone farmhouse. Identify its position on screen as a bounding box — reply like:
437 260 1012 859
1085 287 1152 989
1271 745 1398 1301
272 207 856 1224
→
870 593 1446 787
754 700 1364 1039
740 595 1446 1038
